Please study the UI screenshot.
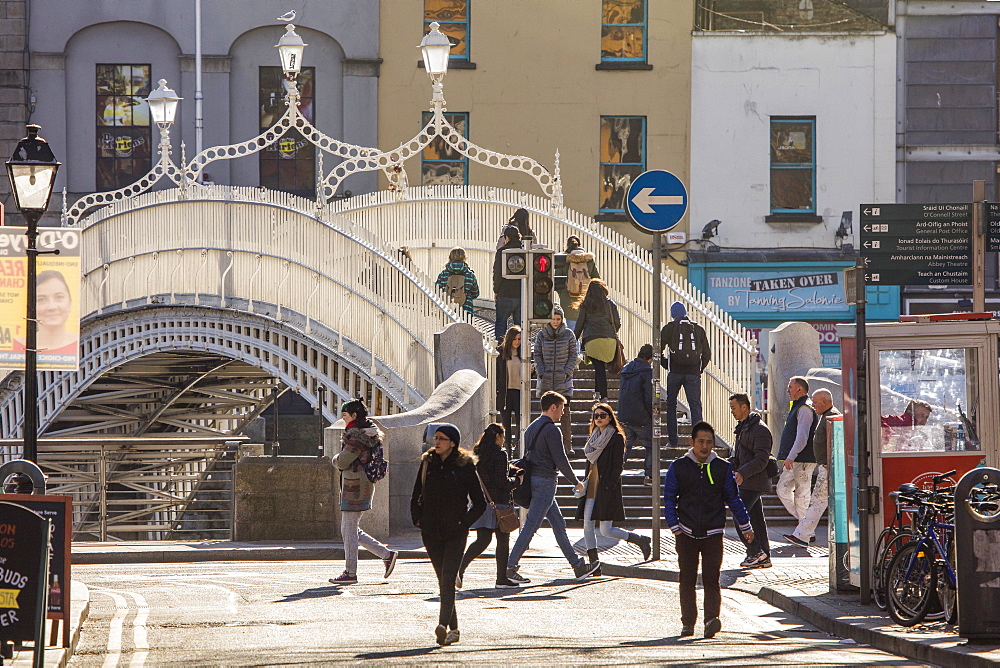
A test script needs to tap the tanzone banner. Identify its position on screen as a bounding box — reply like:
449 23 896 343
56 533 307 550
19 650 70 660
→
0 227 81 371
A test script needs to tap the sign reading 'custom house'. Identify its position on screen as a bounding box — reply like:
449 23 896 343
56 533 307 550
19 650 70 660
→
860 203 971 286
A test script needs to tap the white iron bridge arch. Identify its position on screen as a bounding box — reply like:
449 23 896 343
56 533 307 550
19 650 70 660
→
1 191 493 438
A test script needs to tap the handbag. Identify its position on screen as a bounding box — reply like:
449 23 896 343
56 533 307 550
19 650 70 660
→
510 422 554 508
476 469 520 532
765 455 779 478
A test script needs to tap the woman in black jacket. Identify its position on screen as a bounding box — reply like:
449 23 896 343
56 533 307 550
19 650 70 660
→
411 424 486 646
457 424 521 590
573 280 621 401
575 403 651 572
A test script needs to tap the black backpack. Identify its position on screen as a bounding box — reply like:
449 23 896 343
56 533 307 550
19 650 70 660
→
670 320 702 369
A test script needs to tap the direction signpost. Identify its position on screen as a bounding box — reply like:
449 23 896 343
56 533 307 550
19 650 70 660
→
986 203 1000 252
626 169 689 562
860 204 972 286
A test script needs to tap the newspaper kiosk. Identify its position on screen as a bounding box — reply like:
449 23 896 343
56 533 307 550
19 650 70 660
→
837 318 999 588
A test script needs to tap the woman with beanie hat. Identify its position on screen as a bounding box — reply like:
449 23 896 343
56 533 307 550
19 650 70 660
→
411 423 486 646
659 302 711 449
330 398 398 585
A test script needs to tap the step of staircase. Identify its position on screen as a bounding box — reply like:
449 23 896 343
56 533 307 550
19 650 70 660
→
518 369 796 527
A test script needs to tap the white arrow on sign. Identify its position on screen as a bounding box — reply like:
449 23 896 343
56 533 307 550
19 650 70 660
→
863 225 870 232
863 208 872 215
632 188 684 214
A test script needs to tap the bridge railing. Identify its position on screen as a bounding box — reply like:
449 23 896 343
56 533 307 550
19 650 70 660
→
335 185 758 442
77 188 493 408
0 436 242 540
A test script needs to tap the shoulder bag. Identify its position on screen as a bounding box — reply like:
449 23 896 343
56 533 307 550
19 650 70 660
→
510 422 553 508
476 469 520 533
765 455 779 479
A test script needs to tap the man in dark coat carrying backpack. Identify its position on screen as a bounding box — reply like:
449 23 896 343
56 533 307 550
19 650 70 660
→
659 302 711 449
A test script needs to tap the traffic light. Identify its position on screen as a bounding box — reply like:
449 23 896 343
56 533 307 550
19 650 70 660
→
501 248 528 279
529 250 554 323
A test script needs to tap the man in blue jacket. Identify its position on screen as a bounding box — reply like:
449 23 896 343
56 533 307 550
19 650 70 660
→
619 344 653 484
507 391 601 583
663 421 753 639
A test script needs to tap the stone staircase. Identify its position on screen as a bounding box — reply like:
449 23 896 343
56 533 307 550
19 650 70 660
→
524 366 796 528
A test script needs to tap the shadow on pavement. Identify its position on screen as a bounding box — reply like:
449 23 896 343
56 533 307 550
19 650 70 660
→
274 585 351 602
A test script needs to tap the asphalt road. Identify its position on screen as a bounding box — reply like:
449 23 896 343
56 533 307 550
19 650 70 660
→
69 557 925 666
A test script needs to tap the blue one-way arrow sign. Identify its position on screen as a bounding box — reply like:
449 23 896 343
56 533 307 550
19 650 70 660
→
626 169 688 233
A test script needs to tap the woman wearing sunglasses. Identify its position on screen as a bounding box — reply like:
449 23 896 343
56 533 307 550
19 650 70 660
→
576 403 652 572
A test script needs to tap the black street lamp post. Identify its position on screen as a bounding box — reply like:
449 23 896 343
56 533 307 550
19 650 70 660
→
6 124 60 463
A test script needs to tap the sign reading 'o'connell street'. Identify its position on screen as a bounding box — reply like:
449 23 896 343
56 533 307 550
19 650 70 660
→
860 204 972 286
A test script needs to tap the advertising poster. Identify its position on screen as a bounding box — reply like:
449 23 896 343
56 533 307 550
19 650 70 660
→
0 227 81 371
0 501 49 643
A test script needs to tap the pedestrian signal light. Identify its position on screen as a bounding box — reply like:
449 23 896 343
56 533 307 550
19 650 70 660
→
530 250 554 323
501 249 528 279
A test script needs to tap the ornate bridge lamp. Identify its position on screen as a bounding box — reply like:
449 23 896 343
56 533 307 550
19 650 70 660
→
275 23 307 107
6 124 60 462
419 21 452 116
145 79 182 163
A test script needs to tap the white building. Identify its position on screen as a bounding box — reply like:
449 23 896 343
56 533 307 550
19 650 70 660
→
686 3 897 371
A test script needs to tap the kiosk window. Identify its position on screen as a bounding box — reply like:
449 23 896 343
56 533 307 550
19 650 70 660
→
878 347 979 453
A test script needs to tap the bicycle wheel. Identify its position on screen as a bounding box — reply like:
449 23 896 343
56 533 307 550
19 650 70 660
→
887 543 935 627
873 529 910 610
935 541 958 624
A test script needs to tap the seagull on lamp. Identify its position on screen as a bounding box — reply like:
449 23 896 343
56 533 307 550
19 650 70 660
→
835 211 853 251
835 211 852 240
277 9 297 22
701 219 721 241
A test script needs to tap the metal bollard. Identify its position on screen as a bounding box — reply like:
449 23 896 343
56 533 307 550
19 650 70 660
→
956 467 1000 643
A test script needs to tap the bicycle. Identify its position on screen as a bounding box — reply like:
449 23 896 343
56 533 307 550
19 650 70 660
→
871 482 919 610
886 470 957 627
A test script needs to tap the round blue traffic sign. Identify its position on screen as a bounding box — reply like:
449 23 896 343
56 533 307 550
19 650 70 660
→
626 169 688 233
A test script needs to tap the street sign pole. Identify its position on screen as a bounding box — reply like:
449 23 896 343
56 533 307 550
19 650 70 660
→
651 232 662 560
973 180 986 312
519 248 532 460
625 169 688 562
853 257 871 605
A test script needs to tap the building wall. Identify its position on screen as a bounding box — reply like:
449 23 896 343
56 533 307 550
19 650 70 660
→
689 32 896 250
0 0 28 211
378 1 693 249
13 0 379 223
896 6 1000 314
900 13 996 202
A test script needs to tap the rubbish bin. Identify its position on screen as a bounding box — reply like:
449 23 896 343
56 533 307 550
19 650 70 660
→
956 467 1000 643
0 459 46 494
